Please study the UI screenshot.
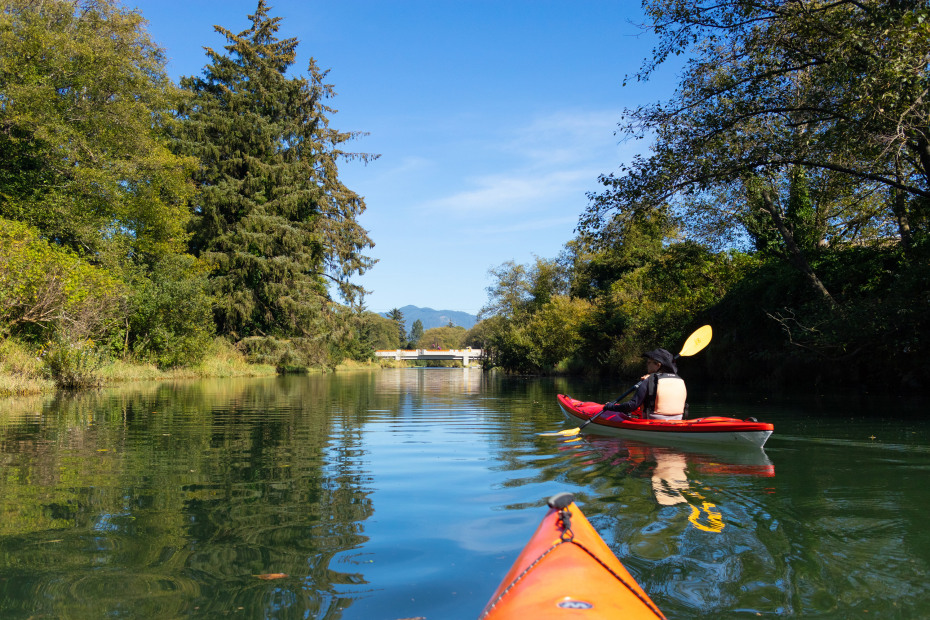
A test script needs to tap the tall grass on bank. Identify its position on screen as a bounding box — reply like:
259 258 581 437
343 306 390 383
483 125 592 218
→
188 338 277 377
42 338 106 389
0 336 277 398
0 338 53 396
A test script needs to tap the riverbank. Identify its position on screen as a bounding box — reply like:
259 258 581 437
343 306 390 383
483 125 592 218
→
0 337 273 399
0 337 397 400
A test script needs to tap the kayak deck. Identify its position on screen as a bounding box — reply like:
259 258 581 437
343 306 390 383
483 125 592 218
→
557 394 774 448
479 492 665 619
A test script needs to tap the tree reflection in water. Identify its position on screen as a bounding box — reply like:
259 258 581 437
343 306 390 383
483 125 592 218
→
0 377 376 619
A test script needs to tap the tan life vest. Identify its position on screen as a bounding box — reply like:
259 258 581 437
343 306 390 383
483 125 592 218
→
645 373 687 420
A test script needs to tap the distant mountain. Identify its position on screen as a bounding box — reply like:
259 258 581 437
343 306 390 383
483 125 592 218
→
379 305 478 331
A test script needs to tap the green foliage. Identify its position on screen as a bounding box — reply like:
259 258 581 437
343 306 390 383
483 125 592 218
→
522 296 592 370
582 0 930 313
327 305 379 363
386 308 406 346
229 303 376 370
697 243 929 386
480 257 568 320
41 337 106 389
176 0 374 339
407 319 424 347
481 0 924 389
477 257 597 373
0 218 123 340
0 1 219 374
570 205 672 300
122 254 215 368
0 0 194 261
464 316 504 351
480 261 529 319
417 325 467 350
365 312 402 350
575 244 753 376
477 241 759 376
237 336 331 371
484 320 536 373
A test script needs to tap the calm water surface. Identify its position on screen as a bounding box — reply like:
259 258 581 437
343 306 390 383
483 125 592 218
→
1 369 928 619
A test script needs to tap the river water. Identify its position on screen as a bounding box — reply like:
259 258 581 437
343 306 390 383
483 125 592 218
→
0 369 928 619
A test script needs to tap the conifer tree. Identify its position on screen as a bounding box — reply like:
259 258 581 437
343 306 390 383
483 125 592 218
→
386 308 405 346
408 319 424 347
177 1 376 339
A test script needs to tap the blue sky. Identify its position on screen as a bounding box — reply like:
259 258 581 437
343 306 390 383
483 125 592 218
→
128 0 677 315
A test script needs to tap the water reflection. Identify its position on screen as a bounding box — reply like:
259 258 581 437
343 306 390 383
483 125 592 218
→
0 376 376 619
374 366 486 395
2 373 930 619
567 435 774 531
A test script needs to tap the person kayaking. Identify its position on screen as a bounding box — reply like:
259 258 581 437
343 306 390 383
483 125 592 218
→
603 348 687 420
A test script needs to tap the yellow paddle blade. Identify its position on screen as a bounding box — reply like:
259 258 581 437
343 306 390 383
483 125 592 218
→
679 324 712 357
539 427 582 437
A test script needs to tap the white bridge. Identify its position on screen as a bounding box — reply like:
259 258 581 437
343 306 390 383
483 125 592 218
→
375 348 484 365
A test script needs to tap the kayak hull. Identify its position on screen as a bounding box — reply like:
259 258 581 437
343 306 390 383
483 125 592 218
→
557 394 773 448
479 493 664 619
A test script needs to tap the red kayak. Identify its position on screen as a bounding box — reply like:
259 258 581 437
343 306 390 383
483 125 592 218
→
557 394 774 448
478 492 665 619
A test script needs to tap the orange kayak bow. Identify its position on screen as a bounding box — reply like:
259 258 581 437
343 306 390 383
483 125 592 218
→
478 493 665 619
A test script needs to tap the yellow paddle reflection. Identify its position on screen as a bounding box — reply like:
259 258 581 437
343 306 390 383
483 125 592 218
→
572 435 773 534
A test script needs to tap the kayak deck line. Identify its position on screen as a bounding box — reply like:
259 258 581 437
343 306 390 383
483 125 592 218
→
478 493 666 619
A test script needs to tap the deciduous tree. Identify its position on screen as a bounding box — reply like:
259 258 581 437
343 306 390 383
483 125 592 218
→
417 326 466 350
0 0 194 261
479 257 568 320
583 0 930 305
0 218 122 339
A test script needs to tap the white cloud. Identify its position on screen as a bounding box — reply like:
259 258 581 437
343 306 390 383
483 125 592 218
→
466 215 578 235
411 107 634 218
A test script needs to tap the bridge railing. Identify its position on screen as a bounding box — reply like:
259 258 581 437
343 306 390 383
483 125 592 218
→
374 348 484 364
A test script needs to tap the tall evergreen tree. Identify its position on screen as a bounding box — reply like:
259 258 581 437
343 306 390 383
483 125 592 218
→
386 308 405 346
408 319 424 346
176 1 376 339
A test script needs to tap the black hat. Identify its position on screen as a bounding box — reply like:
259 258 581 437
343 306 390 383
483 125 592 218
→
642 348 677 373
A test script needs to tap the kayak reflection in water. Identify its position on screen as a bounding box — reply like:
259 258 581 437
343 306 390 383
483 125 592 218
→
576 436 775 532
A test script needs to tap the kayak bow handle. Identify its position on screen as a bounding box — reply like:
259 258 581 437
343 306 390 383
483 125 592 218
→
547 492 575 509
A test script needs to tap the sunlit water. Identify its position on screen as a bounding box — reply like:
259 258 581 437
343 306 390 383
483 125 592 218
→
1 369 928 618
